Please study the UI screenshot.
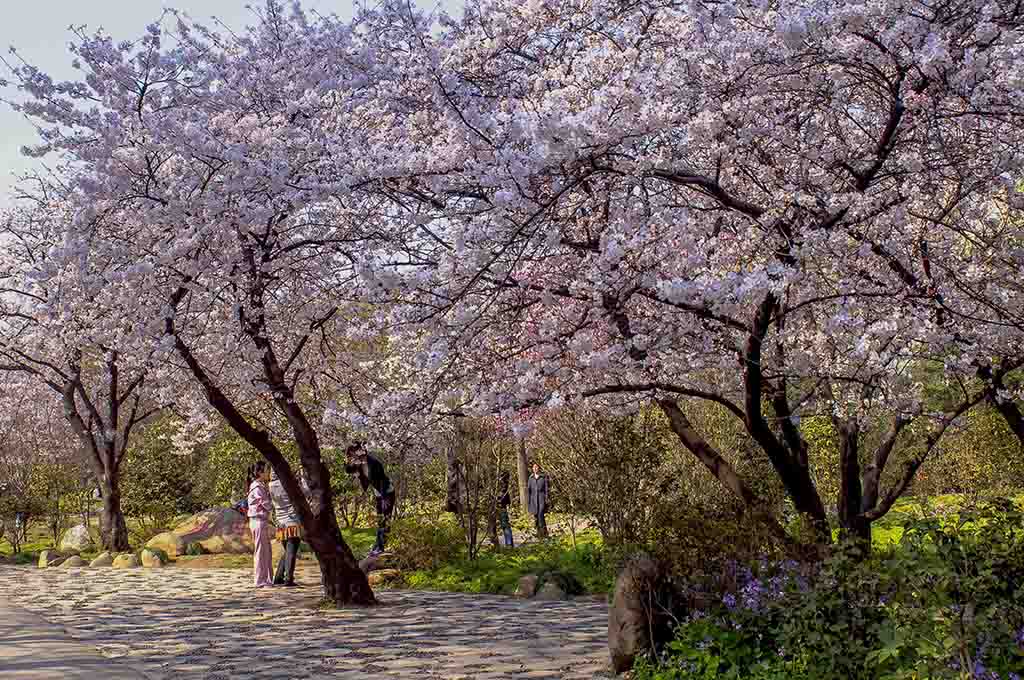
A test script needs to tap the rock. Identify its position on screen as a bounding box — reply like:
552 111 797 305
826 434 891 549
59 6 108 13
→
515 574 540 598
148 507 252 557
535 581 568 601
140 548 166 568
58 525 95 553
38 550 67 569
60 555 87 568
90 552 114 567
367 569 402 587
112 553 140 569
608 553 682 675
146 532 186 558
358 551 395 574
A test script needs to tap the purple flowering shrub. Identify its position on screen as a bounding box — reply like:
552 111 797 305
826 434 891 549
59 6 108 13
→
634 500 1024 680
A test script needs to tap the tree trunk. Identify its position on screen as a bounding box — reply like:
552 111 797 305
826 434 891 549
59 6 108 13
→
168 284 375 607
99 477 130 552
517 437 529 515
994 398 1024 448
314 539 376 606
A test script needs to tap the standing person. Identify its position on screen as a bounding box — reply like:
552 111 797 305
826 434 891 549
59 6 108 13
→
527 462 549 539
497 471 514 548
246 461 274 588
270 469 309 587
344 442 395 557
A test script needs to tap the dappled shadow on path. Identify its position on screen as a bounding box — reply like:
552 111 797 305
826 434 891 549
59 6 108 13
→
0 565 610 679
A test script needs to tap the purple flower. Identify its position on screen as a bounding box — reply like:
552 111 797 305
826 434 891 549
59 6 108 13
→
722 593 737 610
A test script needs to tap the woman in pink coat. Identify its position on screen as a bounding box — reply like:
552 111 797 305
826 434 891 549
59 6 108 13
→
246 461 274 588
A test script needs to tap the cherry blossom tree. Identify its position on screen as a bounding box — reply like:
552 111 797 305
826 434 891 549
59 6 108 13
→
346 0 1024 547
7 0 1024 573
1 2 416 603
0 189 169 551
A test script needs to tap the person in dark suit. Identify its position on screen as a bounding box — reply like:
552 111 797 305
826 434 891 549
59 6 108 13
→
497 471 514 547
344 442 395 556
527 462 549 539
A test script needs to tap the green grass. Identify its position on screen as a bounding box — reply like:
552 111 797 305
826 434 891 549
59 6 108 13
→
401 529 612 596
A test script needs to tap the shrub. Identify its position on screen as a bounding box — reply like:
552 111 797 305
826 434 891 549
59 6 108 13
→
185 542 209 556
389 514 464 571
636 500 1024 680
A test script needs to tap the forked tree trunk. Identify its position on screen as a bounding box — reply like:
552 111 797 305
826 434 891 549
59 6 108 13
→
167 302 375 606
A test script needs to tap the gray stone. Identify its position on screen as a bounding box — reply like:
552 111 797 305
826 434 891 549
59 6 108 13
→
60 555 86 568
90 552 114 567
608 553 681 674
535 582 568 601
515 574 540 598
37 550 66 569
140 548 166 568
358 551 394 574
112 553 140 569
58 525 95 553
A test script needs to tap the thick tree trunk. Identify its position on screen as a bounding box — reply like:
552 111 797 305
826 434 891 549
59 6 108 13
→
167 279 376 607
99 476 130 552
516 437 529 515
314 538 376 606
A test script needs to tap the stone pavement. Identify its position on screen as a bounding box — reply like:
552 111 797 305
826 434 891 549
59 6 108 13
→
0 603 149 679
0 565 612 679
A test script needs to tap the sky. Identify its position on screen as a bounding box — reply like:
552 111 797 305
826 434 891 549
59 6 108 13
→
0 0 461 206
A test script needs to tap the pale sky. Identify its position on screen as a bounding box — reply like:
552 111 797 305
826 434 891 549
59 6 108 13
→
0 0 461 206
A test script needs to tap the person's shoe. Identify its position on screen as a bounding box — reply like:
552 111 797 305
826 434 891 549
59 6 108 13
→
367 548 383 558
284 581 299 587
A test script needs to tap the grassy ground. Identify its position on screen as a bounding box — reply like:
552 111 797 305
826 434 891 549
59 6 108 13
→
5 495 1020 595
401 529 611 596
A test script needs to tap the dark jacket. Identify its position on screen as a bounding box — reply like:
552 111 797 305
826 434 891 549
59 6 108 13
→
345 455 394 498
527 473 548 516
498 477 511 509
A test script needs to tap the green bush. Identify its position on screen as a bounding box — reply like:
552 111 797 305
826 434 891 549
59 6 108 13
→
389 514 464 571
635 500 1024 680
185 542 209 556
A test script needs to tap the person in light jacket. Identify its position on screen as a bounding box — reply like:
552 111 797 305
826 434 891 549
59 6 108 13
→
246 461 274 588
527 462 549 539
270 468 309 587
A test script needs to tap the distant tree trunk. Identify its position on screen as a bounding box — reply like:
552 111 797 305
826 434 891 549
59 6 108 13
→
98 475 130 552
516 437 529 515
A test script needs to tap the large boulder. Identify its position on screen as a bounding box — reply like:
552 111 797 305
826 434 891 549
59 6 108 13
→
535 581 568 601
112 553 140 569
58 525 95 554
37 550 67 569
60 555 87 568
90 552 114 567
146 532 186 558
514 574 540 598
141 548 167 568
146 507 252 557
608 553 682 674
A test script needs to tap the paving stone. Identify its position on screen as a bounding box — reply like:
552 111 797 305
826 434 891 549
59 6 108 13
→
0 565 607 679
